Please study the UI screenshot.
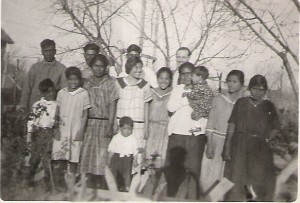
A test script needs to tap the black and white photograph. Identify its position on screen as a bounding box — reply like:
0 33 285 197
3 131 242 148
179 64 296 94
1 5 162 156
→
1 0 298 201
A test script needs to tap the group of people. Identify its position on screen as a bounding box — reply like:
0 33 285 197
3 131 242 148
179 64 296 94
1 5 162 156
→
20 39 280 201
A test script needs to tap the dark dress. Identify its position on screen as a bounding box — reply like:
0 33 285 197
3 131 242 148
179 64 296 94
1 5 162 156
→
224 97 280 201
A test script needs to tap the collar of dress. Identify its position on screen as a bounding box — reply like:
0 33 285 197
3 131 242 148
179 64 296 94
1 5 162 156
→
151 88 172 98
40 97 55 105
41 59 57 66
117 77 147 89
88 75 110 86
63 87 85 96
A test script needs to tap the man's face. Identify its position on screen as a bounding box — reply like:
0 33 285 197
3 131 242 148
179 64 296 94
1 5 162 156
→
176 49 190 68
84 50 98 66
42 45 56 62
126 51 140 59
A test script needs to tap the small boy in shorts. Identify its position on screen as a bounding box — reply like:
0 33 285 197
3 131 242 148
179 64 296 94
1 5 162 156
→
107 116 138 192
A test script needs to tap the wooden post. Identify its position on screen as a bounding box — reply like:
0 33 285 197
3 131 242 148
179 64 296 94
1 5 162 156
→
13 59 19 107
2 54 9 87
152 9 159 71
218 72 222 93
139 0 147 48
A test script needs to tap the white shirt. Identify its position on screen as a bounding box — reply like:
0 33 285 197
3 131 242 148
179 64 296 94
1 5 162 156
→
108 133 139 157
27 97 57 133
172 70 180 88
80 63 93 79
109 65 158 88
167 84 208 136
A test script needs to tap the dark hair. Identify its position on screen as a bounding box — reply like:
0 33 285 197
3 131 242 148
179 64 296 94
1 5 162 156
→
119 116 134 128
125 56 143 74
127 44 142 54
157 67 173 82
40 39 55 49
38 78 55 93
226 70 245 85
91 54 109 68
65 66 82 79
83 43 100 53
177 47 191 56
178 62 194 74
249 74 268 90
194 66 209 80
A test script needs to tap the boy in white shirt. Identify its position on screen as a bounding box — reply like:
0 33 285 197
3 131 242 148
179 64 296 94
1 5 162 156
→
26 78 59 191
107 116 138 192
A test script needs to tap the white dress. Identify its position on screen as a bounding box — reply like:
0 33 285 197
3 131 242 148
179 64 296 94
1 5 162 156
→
52 87 91 163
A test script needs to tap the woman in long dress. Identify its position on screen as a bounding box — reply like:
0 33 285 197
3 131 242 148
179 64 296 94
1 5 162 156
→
79 54 118 189
223 75 280 201
146 67 173 168
200 70 245 194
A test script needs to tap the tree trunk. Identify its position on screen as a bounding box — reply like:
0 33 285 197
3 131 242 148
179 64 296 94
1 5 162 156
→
280 53 299 101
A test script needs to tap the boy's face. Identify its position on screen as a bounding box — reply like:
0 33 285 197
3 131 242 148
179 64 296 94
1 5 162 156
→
176 50 190 68
192 72 204 84
43 86 56 101
120 124 133 137
84 50 98 66
42 45 56 62
92 60 106 78
126 51 140 59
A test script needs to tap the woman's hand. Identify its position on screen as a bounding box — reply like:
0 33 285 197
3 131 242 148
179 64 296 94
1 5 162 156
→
105 124 114 138
222 146 231 161
53 127 61 141
206 145 215 159
143 127 149 139
74 129 84 141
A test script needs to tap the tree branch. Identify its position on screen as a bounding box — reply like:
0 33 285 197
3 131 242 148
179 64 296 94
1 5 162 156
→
239 0 299 64
155 0 170 66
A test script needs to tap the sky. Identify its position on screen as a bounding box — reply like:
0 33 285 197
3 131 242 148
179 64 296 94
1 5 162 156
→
1 0 299 91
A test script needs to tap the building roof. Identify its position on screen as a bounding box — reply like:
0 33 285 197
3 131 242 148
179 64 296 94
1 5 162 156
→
1 29 14 44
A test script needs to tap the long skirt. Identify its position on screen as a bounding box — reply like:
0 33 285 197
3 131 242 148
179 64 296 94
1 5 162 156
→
79 119 111 175
200 133 226 193
224 133 276 201
145 121 169 168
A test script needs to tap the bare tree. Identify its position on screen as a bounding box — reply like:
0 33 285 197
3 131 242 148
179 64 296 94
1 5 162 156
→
120 0 248 68
220 0 299 100
50 0 132 66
